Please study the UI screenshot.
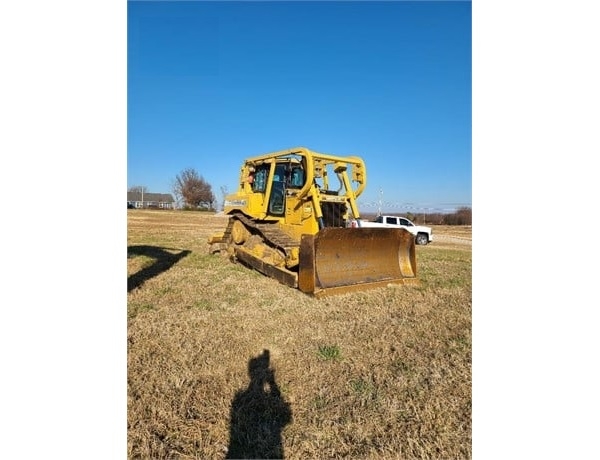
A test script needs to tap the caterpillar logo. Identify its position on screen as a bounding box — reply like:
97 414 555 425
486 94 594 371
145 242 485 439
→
225 199 247 207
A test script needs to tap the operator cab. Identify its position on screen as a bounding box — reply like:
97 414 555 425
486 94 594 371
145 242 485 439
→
250 160 306 216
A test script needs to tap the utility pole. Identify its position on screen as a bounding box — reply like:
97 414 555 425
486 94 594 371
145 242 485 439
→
377 188 383 217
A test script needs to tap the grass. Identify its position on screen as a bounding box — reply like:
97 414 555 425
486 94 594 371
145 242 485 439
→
127 209 471 459
317 345 342 361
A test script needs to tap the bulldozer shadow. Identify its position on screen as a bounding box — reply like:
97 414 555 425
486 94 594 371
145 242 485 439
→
227 349 293 459
127 245 191 292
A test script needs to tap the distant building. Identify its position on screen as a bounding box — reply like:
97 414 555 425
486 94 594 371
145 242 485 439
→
127 191 175 209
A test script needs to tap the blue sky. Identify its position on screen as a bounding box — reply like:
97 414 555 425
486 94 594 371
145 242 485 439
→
128 1 471 214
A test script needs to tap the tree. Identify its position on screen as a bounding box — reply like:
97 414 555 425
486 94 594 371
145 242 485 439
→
442 207 472 225
455 207 472 225
128 185 148 192
220 185 229 212
173 168 215 209
169 179 184 209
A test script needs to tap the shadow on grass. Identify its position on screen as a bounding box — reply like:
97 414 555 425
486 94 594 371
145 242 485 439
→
127 245 191 292
227 350 293 459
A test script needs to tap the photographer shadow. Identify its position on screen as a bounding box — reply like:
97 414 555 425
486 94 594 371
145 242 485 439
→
127 245 191 292
227 350 292 459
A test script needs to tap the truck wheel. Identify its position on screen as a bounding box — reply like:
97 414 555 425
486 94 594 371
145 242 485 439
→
415 233 429 245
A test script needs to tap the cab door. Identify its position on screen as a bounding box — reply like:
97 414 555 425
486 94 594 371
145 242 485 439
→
268 163 287 216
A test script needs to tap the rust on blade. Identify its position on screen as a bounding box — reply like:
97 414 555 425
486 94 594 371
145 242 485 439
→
299 227 417 296
298 234 316 293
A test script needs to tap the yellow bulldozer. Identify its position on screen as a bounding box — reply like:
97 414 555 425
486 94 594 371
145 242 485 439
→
208 147 418 297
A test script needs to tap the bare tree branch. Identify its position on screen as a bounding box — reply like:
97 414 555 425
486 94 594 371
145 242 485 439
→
173 168 215 209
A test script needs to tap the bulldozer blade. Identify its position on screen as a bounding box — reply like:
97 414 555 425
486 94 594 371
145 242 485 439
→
298 227 417 297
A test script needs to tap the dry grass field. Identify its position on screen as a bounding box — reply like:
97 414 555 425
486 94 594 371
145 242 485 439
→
127 210 471 459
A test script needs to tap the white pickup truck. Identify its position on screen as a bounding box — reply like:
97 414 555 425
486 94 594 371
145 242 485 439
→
347 215 433 245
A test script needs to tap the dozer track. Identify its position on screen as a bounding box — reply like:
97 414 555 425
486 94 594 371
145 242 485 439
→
217 214 302 289
229 213 299 254
213 214 418 298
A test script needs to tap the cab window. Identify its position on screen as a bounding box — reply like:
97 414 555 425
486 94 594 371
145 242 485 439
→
252 167 269 192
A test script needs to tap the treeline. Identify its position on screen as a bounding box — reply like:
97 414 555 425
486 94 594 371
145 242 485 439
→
132 166 472 226
362 207 472 226
433 207 472 225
